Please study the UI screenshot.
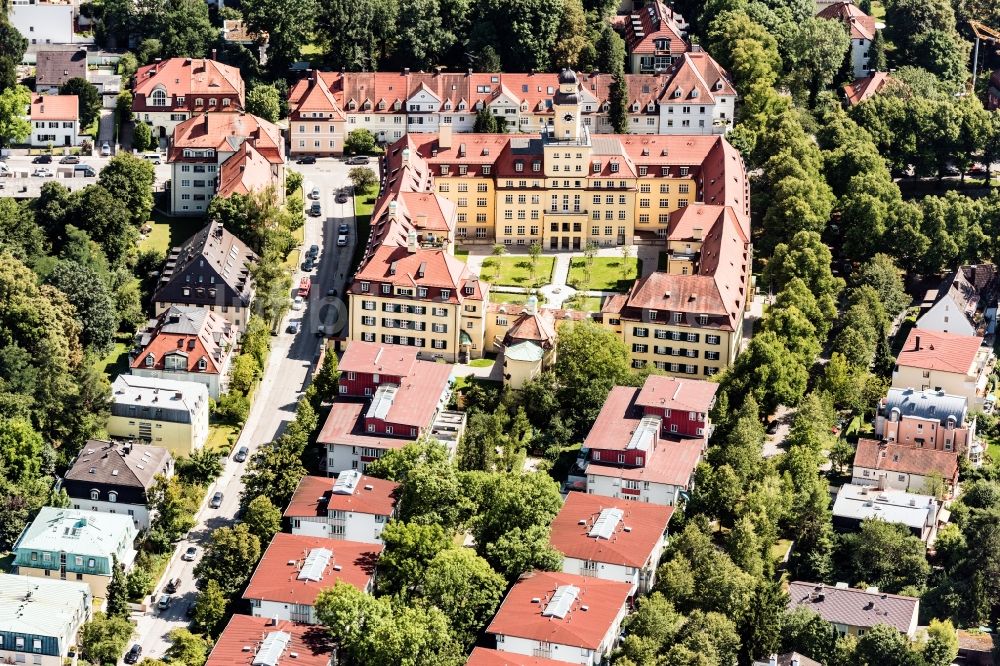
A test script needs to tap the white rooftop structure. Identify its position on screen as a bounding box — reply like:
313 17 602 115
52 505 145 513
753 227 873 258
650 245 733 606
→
626 416 660 451
0 574 91 645
296 548 333 582
542 584 580 619
332 470 362 495
14 507 137 565
365 384 399 420
832 484 939 535
588 508 624 540
252 631 291 666
111 374 208 412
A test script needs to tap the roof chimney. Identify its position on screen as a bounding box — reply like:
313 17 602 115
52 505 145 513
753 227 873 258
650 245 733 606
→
438 124 452 150
211 48 217 60
915 335 921 349
406 228 419 253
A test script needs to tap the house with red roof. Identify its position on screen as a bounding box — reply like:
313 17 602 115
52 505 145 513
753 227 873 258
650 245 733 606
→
852 437 960 497
205 615 332 666
167 111 285 215
625 0 690 74
284 471 399 544
486 571 632 665
582 375 716 505
817 1 879 78
466 648 571 666
243 532 381 624
550 492 672 594
29 94 79 147
319 341 461 474
130 306 236 399
843 72 893 106
132 57 245 140
654 51 737 135
892 328 993 408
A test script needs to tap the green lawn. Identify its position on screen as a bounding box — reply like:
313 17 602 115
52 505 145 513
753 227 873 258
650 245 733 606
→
95 341 131 380
454 249 469 259
350 184 379 275
561 295 604 312
490 292 530 305
482 255 555 288
771 538 793 564
206 423 239 454
140 210 204 255
469 358 495 368
566 257 639 292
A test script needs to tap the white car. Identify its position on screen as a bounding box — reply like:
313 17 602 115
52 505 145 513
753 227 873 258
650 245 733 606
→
292 295 304 311
32 167 53 177
337 234 348 247
101 141 111 156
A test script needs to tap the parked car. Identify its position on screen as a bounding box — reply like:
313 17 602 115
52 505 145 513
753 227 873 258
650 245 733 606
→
309 186 321 200
165 578 179 594
59 155 80 164
100 142 111 157
124 644 143 664
181 546 198 561
292 295 305 311
296 155 317 164
326 288 338 299
338 223 349 234
337 234 348 247
0 162 9 174
301 259 314 272
32 155 52 164
209 491 224 509
346 155 370 165
32 167 53 177
286 320 301 334
234 445 250 462
74 164 97 177
308 201 322 217
142 152 162 165
157 595 171 611
335 192 349 204
307 244 320 258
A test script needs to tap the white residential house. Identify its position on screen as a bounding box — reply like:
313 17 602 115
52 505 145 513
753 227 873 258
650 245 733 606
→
817 2 878 79
9 0 75 46
284 471 399 545
29 94 79 147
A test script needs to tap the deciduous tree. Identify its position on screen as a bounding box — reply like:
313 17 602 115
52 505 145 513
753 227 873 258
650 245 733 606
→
193 523 261 595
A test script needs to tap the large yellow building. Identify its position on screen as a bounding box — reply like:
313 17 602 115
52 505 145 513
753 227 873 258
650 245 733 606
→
107 375 210 457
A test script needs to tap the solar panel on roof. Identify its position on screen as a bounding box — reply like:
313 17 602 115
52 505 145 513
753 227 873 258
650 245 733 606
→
542 585 580 619
252 631 291 666
297 547 333 581
589 508 624 540
332 469 362 495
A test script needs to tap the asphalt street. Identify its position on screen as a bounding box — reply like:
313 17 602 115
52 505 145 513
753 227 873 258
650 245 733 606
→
123 158 359 662
0 152 172 198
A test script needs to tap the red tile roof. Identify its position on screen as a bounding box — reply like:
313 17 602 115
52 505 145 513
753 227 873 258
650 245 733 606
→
549 493 672 568
31 94 78 121
817 1 877 40
466 648 570 666
895 328 982 374
486 571 631 649
288 72 346 120
243 532 381 605
284 474 399 519
216 141 279 199
134 57 244 110
505 310 557 347
168 112 283 164
352 245 480 298
853 438 960 480
205 615 332 666
658 53 736 107
626 1 689 56
586 439 703 487
844 72 893 106
635 375 718 414
338 341 418 377
583 386 646 451
315 401 410 450
131 306 235 374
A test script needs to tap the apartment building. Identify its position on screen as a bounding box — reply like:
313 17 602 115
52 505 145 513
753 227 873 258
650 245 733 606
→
852 438 960 497
875 387 974 454
584 376 716 505
319 341 458 473
284 471 399 544
206 615 333 666
132 57 245 139
9 0 75 46
787 582 919 639
12 508 137 599
549 493 673 595
167 112 285 215
832 484 940 542
0 574 91 666
243 532 382 624
106 375 210 457
893 328 992 408
286 55 736 157
29 94 78 147
917 264 998 337
601 203 751 375
624 0 689 74
151 222 257 336
817 2 878 79
486 571 632 665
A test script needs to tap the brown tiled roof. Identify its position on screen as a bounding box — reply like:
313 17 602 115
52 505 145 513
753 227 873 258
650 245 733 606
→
131 306 235 375
466 648 570 666
352 245 480 298
549 493 672 568
752 653 822 666
817 1 877 40
844 72 892 106
853 438 959 479
35 48 86 88
895 328 982 374
134 57 244 105
216 141 279 199
487 571 631 649
658 52 736 107
242 533 381 605
168 112 283 164
206 615 331 666
64 440 172 490
284 474 399 519
626 1 689 56
30 95 78 121
635 375 718 413
505 310 557 347
787 582 918 634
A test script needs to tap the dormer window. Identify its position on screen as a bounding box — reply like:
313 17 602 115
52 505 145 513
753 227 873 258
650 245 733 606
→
441 289 451 299
458 102 466 110
610 162 619 173
145 353 155 367
209 98 217 106
691 89 699 98
631 102 639 112
673 88 682 98
464 286 474 295
198 357 207 371
360 281 370 292
364 101 372 110
381 284 391 294
108 491 117 503
378 101 386 110
515 161 524 172
593 162 601 173
349 100 357 110
90 489 99 500
150 89 167 106
195 98 204 106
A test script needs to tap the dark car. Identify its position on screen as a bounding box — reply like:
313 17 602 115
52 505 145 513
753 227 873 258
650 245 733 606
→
124 644 143 664
338 223 349 234
301 258 315 272
296 155 317 164
346 155 370 165
335 192 349 204
307 244 320 258
234 445 249 462
286 320 301 334
209 491 224 509
59 155 80 164
32 155 52 164
165 578 179 594
308 201 322 217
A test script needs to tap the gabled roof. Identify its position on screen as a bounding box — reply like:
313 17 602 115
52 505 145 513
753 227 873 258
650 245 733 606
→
853 438 960 480
817 1 877 40
844 72 893 106
549 493 672 568
787 581 918 634
284 474 399 519
466 648 569 666
353 246 475 294
30 94 78 121
168 112 283 164
243 533 381 605
288 72 346 120
152 221 257 308
339 341 418 378
131 306 235 375
64 440 172 490
895 328 982 374
658 52 736 106
134 57 244 101
626 1 689 56
35 47 87 88
206 615 332 666
487 571 631 650
634 375 718 414
216 141 278 199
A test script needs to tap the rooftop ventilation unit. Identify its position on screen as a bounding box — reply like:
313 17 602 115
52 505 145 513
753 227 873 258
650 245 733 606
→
332 470 362 495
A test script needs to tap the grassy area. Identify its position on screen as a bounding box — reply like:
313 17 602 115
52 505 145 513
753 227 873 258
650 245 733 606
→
350 183 380 276
482 255 555 288
140 210 205 255
469 358 495 368
300 41 323 56
770 538 793 564
206 423 239 455
95 341 130 380
562 295 604 312
566 257 639 291
454 249 469 259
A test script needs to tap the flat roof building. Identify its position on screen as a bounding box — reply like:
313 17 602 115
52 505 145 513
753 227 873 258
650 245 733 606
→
0 574 92 666
831 483 940 542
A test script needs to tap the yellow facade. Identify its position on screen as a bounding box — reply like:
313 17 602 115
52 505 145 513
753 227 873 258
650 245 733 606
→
106 414 206 459
437 176 496 242
17 567 113 599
